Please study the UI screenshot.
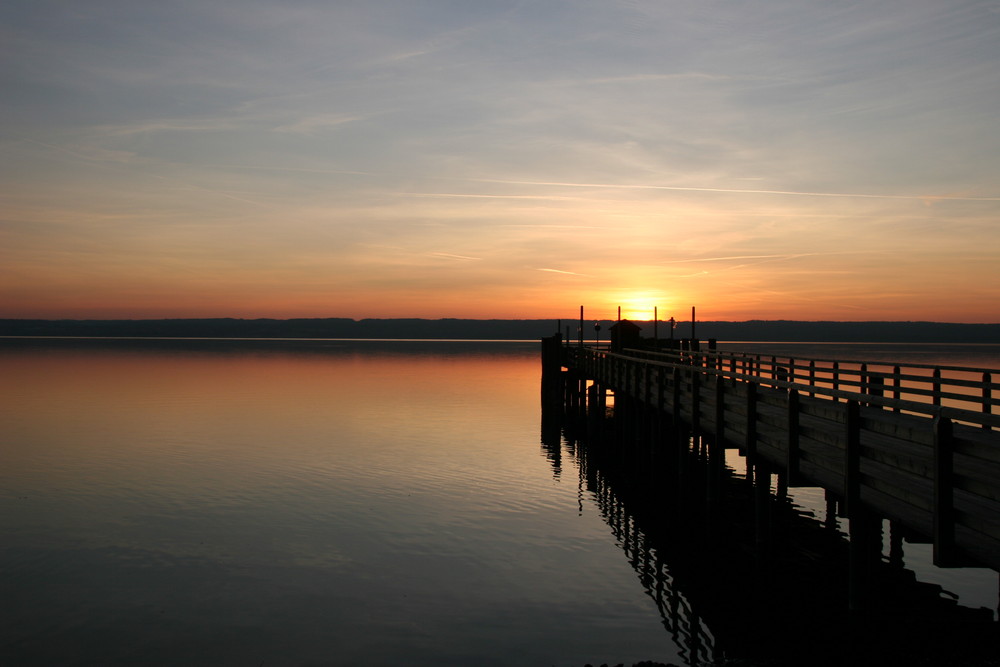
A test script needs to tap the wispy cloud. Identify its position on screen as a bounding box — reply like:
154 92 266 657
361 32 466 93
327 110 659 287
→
272 114 363 134
660 253 821 264
92 117 243 137
13 136 137 164
3 0 999 320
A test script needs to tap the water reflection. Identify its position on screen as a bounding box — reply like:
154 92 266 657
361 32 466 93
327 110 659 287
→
6 337 998 666
543 398 1000 666
2 339 682 667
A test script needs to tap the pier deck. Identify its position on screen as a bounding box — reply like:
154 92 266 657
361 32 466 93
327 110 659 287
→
544 339 1000 573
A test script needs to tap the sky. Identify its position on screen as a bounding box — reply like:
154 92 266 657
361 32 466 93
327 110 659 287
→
2 0 999 322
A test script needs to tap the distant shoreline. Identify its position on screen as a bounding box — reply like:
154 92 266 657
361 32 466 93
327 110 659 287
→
3 318 1000 343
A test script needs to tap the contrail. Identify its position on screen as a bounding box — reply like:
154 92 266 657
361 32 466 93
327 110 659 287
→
429 252 481 261
660 253 816 263
401 192 582 201
538 268 589 276
661 251 880 266
209 165 371 176
462 178 1000 202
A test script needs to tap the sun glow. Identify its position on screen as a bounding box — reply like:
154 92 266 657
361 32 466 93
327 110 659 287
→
612 292 674 322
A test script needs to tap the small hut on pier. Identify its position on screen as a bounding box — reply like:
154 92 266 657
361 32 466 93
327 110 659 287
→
610 320 642 352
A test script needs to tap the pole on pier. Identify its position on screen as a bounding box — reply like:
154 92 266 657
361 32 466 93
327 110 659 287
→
691 306 696 341
579 305 584 348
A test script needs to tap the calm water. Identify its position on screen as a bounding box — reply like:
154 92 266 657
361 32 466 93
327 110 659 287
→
1 339 682 667
2 339 998 666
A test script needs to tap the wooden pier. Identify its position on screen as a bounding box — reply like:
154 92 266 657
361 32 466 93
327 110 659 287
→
541 335 1000 577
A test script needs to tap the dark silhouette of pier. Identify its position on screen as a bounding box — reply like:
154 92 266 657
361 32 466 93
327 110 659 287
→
543 332 1000 571
541 331 1000 665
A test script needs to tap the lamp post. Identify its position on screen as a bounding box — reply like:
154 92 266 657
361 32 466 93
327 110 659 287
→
594 322 601 348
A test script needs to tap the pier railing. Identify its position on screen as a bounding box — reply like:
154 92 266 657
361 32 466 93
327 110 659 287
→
553 344 1000 572
604 347 999 429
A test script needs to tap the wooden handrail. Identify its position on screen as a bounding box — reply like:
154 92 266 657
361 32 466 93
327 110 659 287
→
565 346 1000 429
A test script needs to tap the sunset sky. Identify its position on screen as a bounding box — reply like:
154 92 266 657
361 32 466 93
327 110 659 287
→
3 0 999 322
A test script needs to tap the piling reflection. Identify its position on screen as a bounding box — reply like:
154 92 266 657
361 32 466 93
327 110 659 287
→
541 396 1000 667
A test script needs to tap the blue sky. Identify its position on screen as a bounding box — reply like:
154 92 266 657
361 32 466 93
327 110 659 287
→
3 0 999 320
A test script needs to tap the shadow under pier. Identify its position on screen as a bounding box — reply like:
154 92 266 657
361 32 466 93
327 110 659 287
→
542 393 1000 667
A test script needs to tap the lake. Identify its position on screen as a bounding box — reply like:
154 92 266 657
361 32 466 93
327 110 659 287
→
2 339 998 666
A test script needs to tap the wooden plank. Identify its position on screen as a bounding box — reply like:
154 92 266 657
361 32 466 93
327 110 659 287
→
797 459 845 498
798 436 845 480
860 431 934 479
954 491 1000 542
860 411 933 444
861 485 933 538
860 457 934 513
797 411 843 447
954 523 1000 571
953 426 1000 466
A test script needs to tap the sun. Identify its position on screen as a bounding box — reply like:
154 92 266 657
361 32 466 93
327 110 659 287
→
614 291 672 321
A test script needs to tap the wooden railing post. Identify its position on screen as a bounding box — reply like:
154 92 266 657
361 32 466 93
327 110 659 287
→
892 365 902 413
715 374 726 443
745 382 758 466
787 389 801 486
933 415 955 566
707 375 727 524
932 367 942 407
983 372 992 431
843 400 861 517
867 373 884 407
672 366 682 433
691 369 701 436
657 365 666 413
587 382 600 419
644 361 652 407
